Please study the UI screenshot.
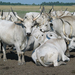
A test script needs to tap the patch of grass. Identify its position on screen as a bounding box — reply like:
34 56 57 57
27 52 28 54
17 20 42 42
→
0 5 75 17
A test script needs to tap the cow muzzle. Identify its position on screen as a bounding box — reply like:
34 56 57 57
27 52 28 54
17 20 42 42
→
27 33 31 36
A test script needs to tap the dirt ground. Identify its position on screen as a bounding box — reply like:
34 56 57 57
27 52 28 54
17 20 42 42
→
0 48 75 75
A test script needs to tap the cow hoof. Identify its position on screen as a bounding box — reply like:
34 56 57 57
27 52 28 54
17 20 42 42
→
66 53 70 57
21 62 26 65
18 63 22 65
18 62 25 65
3 59 7 61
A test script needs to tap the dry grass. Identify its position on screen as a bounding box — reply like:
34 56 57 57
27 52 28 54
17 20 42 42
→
0 5 75 17
0 5 75 11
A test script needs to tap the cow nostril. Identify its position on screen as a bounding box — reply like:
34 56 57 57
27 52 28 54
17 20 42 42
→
40 29 42 31
27 33 31 36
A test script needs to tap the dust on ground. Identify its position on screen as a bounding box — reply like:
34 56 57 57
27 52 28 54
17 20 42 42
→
0 48 75 75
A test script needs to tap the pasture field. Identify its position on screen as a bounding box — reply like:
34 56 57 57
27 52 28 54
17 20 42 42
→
0 5 75 17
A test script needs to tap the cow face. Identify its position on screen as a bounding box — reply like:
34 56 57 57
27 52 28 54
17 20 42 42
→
22 16 36 36
40 22 51 32
32 28 45 45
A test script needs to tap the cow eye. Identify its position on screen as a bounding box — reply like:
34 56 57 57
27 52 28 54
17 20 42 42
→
25 17 27 19
31 26 34 28
50 35 52 36
42 34 43 36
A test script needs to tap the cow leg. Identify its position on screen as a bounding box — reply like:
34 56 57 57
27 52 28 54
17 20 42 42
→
65 40 70 57
18 53 22 65
53 53 66 66
0 42 1 52
15 44 21 65
21 52 25 65
62 54 70 62
0 42 3 59
58 61 66 66
0 41 2 53
65 49 70 57
52 52 59 66
16 45 25 65
2 43 7 61
17 52 25 65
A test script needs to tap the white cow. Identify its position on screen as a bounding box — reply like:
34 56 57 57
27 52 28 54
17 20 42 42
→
32 35 70 67
50 8 71 19
26 24 59 51
0 19 31 65
50 16 75 56
26 27 46 51
0 10 18 22
39 21 51 32
6 12 18 22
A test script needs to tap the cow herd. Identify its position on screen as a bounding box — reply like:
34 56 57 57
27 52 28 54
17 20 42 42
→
0 6 75 67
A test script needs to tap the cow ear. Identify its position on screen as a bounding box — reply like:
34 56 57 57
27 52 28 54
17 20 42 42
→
34 21 39 26
32 15 34 19
1 10 3 16
50 23 53 26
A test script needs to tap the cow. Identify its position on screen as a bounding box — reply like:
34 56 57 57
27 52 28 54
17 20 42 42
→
26 27 48 51
0 19 33 65
11 8 49 34
0 7 49 65
39 21 52 32
0 10 18 22
49 8 71 19
32 35 70 67
49 15 75 57
26 23 59 51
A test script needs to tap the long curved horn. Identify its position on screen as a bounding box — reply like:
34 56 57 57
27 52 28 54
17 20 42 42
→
55 11 59 18
33 14 41 21
1 10 3 16
49 8 53 14
33 6 45 21
72 10 75 16
63 34 72 41
40 6 45 14
0 10 6 20
58 8 68 18
11 7 24 21
39 5 41 11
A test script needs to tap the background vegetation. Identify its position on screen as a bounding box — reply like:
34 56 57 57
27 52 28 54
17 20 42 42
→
0 5 75 18
0 1 75 6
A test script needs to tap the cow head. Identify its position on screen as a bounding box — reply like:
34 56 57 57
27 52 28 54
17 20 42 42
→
11 8 45 36
22 15 37 36
40 22 51 32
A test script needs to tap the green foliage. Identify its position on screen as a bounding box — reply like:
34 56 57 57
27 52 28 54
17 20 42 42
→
41 1 75 6
0 1 75 6
0 1 24 5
